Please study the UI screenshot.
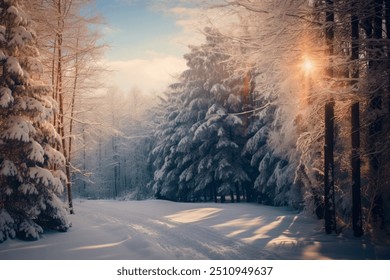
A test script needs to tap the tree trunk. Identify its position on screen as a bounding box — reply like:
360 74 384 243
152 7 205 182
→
236 185 241 203
67 28 80 180
351 102 363 236
369 0 385 229
230 191 235 203
351 1 363 237
324 0 336 234
82 125 87 195
56 0 73 214
324 101 336 233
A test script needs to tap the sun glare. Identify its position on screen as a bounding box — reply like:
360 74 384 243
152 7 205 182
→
302 57 315 74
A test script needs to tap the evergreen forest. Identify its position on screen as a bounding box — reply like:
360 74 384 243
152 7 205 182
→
1 0 390 243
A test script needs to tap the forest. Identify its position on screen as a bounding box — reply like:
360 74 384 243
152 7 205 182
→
1 0 390 244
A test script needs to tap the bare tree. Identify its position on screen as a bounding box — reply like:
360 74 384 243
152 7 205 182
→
25 0 106 213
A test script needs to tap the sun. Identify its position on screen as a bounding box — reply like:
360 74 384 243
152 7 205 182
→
302 57 315 74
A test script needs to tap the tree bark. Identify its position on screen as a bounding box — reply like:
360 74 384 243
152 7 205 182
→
324 0 336 234
351 0 363 237
56 0 74 214
368 0 385 229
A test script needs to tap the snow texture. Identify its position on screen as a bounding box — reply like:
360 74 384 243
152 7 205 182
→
0 87 13 108
17 219 43 241
29 166 56 188
6 56 23 76
1 116 35 142
0 160 17 176
28 140 45 163
0 26 6 44
0 210 15 242
0 200 388 259
44 145 66 166
0 49 6 60
9 25 32 47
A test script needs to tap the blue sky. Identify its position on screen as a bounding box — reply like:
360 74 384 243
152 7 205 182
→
93 0 201 93
95 0 185 60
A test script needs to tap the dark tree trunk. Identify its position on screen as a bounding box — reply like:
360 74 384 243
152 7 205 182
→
369 0 385 229
324 0 336 234
236 185 241 203
324 102 336 233
351 102 363 236
230 191 235 203
351 1 363 237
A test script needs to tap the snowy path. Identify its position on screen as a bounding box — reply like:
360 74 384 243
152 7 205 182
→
0 200 388 259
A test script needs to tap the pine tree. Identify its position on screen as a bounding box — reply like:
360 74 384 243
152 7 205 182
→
150 28 251 202
0 0 70 242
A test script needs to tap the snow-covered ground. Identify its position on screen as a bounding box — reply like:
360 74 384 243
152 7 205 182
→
0 200 389 260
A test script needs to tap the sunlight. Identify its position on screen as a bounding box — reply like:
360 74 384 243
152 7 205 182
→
302 57 315 75
68 236 131 251
226 229 247 238
165 208 222 223
213 217 264 229
264 235 301 250
241 216 286 243
149 219 177 228
129 224 158 236
0 244 53 254
302 242 331 260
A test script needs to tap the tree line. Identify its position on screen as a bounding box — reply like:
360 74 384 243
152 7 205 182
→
1 0 390 242
149 0 390 236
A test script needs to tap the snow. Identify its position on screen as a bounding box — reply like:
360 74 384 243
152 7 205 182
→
18 219 43 240
1 116 35 142
29 166 56 188
18 183 38 195
25 97 44 112
7 6 24 26
44 145 65 166
41 122 61 144
9 26 32 47
28 140 44 163
0 87 13 108
6 57 23 76
0 210 15 241
7 6 19 17
0 200 389 260
0 26 6 44
0 160 17 177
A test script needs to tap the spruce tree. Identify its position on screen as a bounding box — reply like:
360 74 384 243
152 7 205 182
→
151 28 251 202
0 0 70 242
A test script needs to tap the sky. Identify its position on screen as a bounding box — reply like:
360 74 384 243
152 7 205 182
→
94 0 205 95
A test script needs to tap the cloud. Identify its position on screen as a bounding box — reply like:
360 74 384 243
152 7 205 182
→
163 2 240 48
101 26 121 36
167 6 205 47
97 1 237 96
104 54 187 94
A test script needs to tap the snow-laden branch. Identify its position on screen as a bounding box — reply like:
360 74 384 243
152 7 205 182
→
229 102 272 116
214 0 322 26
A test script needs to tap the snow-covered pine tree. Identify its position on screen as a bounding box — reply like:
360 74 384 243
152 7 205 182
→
0 0 70 242
241 70 302 207
150 28 251 202
150 84 191 201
